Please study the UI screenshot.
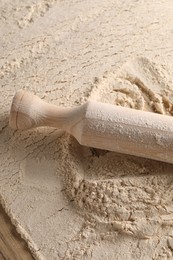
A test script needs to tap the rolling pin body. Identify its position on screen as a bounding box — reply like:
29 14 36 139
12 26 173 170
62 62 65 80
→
10 90 173 164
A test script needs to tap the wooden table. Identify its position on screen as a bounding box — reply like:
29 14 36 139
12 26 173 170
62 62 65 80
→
0 204 34 260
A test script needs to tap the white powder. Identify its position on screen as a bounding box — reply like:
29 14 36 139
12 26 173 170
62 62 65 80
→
1 1 173 259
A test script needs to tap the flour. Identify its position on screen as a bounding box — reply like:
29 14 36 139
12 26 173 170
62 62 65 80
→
1 0 173 259
62 57 173 259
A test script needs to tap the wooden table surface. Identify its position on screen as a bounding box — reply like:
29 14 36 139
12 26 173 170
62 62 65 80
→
0 204 34 260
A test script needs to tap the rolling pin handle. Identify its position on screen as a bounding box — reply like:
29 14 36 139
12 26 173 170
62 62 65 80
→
9 90 84 132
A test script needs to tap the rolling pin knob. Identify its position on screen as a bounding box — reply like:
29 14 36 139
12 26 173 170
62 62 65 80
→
10 90 47 130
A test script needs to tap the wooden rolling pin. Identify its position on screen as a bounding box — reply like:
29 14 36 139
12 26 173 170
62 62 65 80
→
9 90 173 164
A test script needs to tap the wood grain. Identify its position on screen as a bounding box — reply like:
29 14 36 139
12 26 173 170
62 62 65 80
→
0 204 34 260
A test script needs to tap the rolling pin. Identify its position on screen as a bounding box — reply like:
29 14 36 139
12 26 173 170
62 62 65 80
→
9 90 173 164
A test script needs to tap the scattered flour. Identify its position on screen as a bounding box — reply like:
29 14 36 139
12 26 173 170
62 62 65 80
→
1 0 173 259
62 57 173 259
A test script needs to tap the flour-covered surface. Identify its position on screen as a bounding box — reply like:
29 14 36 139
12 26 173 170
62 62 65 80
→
1 1 173 259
